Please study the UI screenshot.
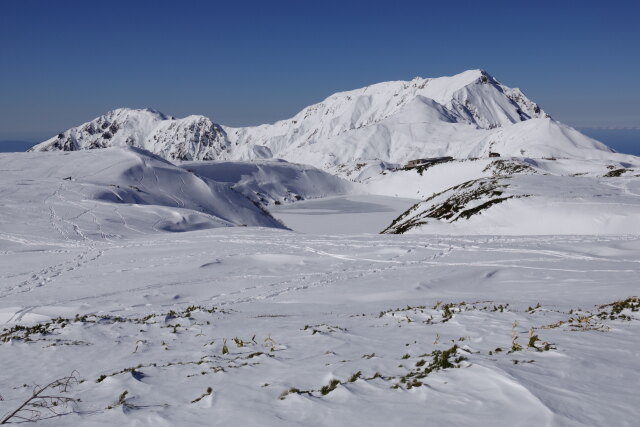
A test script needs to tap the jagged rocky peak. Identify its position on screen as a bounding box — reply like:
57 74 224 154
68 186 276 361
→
30 108 169 152
30 108 230 161
150 115 230 161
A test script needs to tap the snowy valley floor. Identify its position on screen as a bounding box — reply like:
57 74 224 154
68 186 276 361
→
270 195 418 234
1 226 639 426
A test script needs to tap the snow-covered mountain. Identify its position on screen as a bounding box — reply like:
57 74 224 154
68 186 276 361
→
30 70 620 177
31 108 230 162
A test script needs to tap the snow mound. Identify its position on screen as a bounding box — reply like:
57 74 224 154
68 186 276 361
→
0 148 284 241
179 159 355 206
383 170 640 235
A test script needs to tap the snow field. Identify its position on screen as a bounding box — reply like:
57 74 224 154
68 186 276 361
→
1 230 639 425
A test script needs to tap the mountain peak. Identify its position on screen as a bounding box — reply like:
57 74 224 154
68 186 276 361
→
105 107 173 121
30 71 612 175
434 69 497 91
30 107 228 161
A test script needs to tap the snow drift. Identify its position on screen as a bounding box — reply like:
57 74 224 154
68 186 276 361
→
0 148 284 241
179 159 354 206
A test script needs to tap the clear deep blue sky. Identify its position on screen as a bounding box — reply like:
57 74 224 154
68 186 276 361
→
1 0 639 141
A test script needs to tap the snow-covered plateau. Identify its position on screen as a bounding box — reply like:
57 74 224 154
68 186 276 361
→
2 70 640 425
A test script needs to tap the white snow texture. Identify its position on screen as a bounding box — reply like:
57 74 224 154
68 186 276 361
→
2 70 640 426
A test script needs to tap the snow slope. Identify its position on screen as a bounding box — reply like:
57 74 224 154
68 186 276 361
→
180 159 354 206
381 160 640 235
0 228 639 426
0 148 284 242
30 70 623 178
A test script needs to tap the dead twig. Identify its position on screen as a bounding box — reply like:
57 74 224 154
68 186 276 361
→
1 372 80 424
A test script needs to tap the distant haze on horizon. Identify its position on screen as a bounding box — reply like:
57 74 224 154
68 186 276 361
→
1 0 638 141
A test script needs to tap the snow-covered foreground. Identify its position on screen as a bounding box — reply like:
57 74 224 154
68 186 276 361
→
1 227 639 426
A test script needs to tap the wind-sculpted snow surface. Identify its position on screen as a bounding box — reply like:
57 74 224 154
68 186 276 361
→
0 229 639 426
0 148 284 242
180 159 355 206
30 70 620 177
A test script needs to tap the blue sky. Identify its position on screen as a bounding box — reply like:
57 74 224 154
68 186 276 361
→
1 0 639 140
